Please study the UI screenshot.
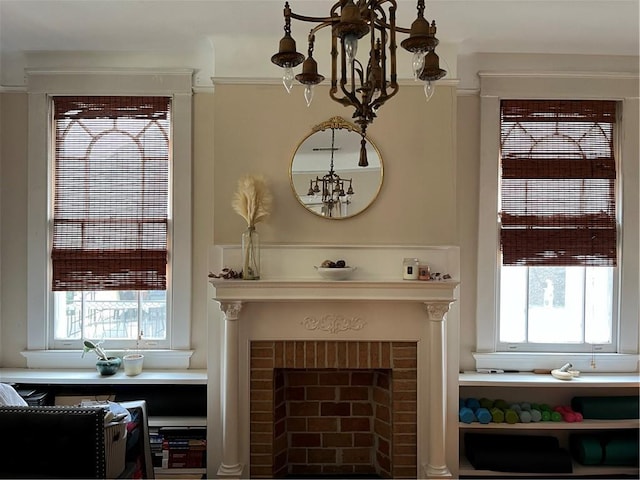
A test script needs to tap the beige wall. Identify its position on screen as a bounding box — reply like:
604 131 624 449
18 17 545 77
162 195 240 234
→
0 93 29 367
456 93 480 372
0 82 461 368
212 83 458 245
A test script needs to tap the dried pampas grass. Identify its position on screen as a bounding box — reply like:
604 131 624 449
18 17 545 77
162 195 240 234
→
232 174 273 228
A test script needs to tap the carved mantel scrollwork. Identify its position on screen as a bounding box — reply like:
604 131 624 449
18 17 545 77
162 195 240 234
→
301 314 366 334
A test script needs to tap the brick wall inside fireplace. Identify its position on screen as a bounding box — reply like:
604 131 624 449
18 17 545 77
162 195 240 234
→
249 341 418 478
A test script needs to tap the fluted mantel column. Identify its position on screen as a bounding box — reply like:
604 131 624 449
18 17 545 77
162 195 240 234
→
217 301 244 478
423 300 454 478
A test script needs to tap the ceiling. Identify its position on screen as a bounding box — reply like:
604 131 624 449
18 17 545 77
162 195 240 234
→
1 0 638 87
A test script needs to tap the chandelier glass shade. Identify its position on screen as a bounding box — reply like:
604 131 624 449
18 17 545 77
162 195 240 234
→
271 0 446 165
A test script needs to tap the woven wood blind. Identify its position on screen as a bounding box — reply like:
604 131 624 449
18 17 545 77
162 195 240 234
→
52 96 170 291
500 99 617 267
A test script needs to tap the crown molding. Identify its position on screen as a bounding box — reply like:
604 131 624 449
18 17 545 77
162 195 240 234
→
478 70 639 80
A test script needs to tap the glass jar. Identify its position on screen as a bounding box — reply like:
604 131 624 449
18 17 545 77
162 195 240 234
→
403 257 419 280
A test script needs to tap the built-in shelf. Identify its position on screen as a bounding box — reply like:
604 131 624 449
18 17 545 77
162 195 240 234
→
149 416 206 428
460 418 639 430
459 457 640 478
458 371 639 479
459 371 639 387
0 368 207 385
154 467 206 478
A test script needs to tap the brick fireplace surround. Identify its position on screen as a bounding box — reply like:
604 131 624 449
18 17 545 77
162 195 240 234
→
209 245 460 479
250 341 417 478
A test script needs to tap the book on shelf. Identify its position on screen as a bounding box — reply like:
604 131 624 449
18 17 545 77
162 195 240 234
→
160 435 207 469
158 426 206 439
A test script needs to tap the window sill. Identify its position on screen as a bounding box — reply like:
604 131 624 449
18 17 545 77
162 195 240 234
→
20 349 194 370
0 367 206 385
473 352 639 373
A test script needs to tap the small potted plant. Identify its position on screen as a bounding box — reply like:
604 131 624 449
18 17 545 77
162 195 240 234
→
82 339 122 376
122 331 144 376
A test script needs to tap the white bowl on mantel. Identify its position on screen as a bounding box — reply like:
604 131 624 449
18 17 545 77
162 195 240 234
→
314 266 356 281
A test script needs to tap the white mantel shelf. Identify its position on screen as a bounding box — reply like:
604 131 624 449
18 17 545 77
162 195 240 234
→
209 278 459 302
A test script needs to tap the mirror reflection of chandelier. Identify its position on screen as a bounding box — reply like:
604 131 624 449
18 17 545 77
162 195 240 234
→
307 128 354 217
271 0 446 167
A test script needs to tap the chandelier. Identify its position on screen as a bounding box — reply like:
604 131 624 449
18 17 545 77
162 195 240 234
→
271 0 447 166
307 127 355 217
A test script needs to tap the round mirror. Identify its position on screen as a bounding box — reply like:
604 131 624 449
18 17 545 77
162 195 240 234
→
289 116 383 219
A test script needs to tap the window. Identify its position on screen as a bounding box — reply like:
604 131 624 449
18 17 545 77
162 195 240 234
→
498 100 617 353
51 96 170 348
26 71 193 368
475 73 638 372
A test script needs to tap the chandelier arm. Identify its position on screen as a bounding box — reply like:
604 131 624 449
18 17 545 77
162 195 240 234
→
371 83 399 112
335 53 365 112
370 0 411 34
388 4 398 88
330 29 338 93
332 34 365 111
288 13 336 24
306 20 335 37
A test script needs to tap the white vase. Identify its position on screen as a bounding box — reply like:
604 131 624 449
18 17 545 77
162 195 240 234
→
123 353 144 376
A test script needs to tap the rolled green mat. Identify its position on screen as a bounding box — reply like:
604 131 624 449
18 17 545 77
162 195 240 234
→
550 411 562 422
571 396 639 420
504 408 519 424
479 397 494 409
490 407 505 423
541 410 551 421
494 399 509 410
603 436 640 466
570 435 603 465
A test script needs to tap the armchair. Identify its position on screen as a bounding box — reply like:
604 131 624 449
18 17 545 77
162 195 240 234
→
0 401 154 479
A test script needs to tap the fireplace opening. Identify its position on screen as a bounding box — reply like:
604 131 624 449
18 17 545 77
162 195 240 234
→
273 368 392 478
250 341 418 479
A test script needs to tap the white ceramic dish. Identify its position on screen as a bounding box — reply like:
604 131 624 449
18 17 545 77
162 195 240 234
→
314 266 356 280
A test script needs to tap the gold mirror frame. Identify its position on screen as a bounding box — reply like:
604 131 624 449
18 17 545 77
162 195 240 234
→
289 116 384 219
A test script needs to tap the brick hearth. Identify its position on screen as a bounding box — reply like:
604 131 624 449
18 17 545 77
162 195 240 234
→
249 341 418 478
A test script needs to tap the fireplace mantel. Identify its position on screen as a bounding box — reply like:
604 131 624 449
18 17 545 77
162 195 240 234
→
209 278 458 303
208 245 460 479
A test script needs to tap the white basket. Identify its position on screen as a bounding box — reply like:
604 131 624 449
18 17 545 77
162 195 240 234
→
105 421 127 478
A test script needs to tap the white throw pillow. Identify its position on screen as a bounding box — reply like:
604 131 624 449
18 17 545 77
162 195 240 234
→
0 383 28 406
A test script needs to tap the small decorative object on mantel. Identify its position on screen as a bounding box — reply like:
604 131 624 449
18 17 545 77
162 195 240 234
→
209 268 242 280
82 339 122 376
314 259 356 280
232 174 273 280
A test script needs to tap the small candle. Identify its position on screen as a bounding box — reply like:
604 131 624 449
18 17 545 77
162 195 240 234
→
403 258 419 280
419 265 431 280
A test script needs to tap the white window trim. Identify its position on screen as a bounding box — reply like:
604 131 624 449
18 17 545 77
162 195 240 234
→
475 71 639 373
24 68 194 368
